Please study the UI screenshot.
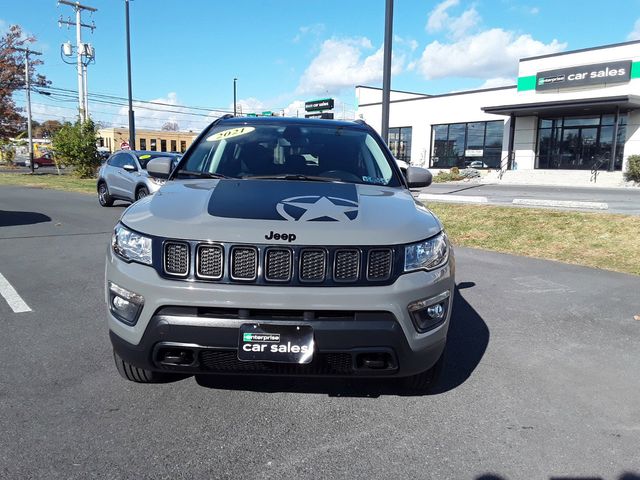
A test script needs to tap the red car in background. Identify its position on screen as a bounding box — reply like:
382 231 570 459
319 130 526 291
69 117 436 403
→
26 153 65 169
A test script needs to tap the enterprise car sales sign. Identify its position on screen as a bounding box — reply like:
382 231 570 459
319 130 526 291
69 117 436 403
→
536 60 631 91
305 98 334 112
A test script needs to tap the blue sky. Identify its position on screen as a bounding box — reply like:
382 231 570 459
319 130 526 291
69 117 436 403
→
3 0 640 131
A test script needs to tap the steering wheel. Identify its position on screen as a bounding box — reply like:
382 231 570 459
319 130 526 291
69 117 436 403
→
320 170 362 182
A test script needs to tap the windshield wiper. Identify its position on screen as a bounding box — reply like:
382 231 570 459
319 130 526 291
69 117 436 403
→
177 171 229 179
242 174 341 182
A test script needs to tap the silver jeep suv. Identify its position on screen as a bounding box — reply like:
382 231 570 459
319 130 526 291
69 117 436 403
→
105 116 454 390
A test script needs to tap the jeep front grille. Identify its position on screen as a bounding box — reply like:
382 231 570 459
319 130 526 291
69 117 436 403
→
230 246 258 280
299 249 326 282
264 248 292 282
367 249 393 281
157 240 398 285
334 249 360 282
197 244 223 279
164 241 189 276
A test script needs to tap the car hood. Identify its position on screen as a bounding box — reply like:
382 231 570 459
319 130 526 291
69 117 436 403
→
121 179 442 245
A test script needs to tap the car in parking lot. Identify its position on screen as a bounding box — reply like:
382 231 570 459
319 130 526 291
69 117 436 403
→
106 116 454 391
25 153 64 169
97 150 181 206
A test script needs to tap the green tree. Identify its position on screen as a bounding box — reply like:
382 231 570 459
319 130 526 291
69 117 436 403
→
0 25 49 139
52 119 100 178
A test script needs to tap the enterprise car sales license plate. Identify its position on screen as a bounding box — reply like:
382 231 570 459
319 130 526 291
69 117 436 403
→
238 324 314 364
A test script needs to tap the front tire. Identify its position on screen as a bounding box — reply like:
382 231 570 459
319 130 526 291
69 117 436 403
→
33 162 40 169
98 182 114 207
135 186 149 201
113 351 186 383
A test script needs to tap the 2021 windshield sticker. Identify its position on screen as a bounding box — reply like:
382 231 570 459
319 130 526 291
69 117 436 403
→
207 126 255 142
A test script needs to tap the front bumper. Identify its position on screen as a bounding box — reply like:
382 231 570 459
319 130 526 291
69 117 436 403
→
106 247 455 377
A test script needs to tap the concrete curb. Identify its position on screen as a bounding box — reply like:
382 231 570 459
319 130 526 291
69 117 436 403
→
418 193 488 204
512 198 609 210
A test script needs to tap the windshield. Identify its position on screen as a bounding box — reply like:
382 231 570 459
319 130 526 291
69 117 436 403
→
176 123 400 186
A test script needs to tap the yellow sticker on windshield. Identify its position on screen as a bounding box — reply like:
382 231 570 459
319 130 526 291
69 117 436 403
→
207 126 255 142
139 154 151 160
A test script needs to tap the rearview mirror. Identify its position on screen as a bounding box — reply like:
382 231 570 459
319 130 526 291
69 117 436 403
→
405 166 432 188
146 157 173 179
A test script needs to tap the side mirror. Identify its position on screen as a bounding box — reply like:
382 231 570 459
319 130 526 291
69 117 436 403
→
405 166 432 188
146 157 173 179
123 164 137 172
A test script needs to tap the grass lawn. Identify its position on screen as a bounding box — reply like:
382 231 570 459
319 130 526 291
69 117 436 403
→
0 172 96 194
427 202 640 276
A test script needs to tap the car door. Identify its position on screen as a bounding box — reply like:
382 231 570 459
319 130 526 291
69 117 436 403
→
104 153 127 198
118 152 141 201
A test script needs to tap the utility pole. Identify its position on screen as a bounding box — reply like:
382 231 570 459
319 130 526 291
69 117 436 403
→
233 78 238 116
13 47 42 174
381 0 394 143
125 0 135 148
58 0 97 122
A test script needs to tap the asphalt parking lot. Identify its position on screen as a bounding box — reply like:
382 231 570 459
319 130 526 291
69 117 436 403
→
1 185 639 479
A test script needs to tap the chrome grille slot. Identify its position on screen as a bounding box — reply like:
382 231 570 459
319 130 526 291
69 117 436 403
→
197 244 223 279
230 247 258 281
367 249 393 281
164 241 189 276
334 249 360 282
265 248 292 282
299 249 326 282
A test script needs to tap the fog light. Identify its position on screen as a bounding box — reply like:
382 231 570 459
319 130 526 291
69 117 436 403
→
427 303 444 319
408 291 450 333
108 281 144 325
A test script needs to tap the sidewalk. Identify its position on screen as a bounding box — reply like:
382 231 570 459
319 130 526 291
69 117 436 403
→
418 182 640 215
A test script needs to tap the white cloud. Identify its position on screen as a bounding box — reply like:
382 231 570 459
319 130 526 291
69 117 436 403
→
416 28 566 79
426 0 459 33
426 0 480 38
449 7 481 39
628 18 640 40
231 97 265 116
296 37 404 96
282 100 305 117
477 77 516 89
293 23 325 43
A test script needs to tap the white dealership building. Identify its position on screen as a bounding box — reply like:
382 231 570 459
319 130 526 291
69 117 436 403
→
356 40 640 181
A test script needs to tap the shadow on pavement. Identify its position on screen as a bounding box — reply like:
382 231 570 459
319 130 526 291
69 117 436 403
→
476 472 640 480
0 210 51 227
195 284 489 398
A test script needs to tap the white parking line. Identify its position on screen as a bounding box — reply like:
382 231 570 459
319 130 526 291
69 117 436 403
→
418 193 488 204
512 198 609 210
0 272 32 313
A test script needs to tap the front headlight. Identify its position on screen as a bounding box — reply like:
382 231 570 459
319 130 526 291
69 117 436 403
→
112 224 153 265
148 177 165 186
404 232 449 272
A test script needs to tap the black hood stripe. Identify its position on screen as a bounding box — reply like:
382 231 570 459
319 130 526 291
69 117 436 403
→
208 179 359 222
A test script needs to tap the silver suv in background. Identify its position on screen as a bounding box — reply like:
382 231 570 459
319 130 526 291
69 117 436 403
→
97 150 181 206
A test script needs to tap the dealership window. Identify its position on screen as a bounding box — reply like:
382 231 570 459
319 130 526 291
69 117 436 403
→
150 139 157 151
430 121 503 169
537 114 626 170
171 140 177 152
139 138 147 150
180 140 187 153
387 127 412 162
160 139 167 152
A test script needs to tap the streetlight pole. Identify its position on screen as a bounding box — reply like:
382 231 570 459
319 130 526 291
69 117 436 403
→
14 47 41 174
125 0 135 149
381 0 394 143
233 78 237 116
